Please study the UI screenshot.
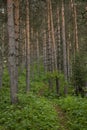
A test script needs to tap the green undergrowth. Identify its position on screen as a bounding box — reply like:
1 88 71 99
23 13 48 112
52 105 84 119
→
57 96 87 130
1 68 87 130
0 89 59 130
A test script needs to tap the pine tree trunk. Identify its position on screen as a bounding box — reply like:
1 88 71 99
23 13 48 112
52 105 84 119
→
36 31 40 76
26 0 30 92
47 0 53 89
74 4 79 52
67 1 73 79
49 0 57 71
7 0 18 104
57 6 61 71
14 0 19 92
43 28 47 72
55 6 61 96
61 0 68 95
71 0 79 54
30 28 34 79
47 0 52 72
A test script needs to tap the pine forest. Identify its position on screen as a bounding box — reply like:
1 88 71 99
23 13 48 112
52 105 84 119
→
0 0 87 130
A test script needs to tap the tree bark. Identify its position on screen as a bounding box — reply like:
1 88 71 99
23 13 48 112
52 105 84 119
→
43 28 47 72
36 31 40 76
47 0 52 72
47 0 53 89
71 0 79 53
55 6 61 96
49 0 57 71
61 0 68 95
7 0 18 104
26 0 30 92
14 0 19 92
57 6 61 71
74 4 79 52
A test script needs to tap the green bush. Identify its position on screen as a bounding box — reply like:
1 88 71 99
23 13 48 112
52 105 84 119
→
72 53 87 96
0 92 59 130
58 96 87 130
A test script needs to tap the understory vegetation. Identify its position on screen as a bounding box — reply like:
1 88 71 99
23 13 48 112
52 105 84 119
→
0 0 87 130
0 70 87 130
57 96 87 130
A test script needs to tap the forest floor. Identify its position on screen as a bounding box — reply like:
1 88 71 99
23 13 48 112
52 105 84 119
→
38 89 69 130
55 105 69 130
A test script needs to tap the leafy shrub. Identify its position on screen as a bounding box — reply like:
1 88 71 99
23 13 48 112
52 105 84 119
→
0 93 59 130
58 96 87 130
72 53 87 97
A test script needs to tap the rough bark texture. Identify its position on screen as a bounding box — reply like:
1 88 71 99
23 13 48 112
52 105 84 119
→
7 0 18 104
14 0 19 93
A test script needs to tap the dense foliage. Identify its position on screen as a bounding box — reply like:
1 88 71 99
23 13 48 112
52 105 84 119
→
0 70 87 130
0 0 87 129
72 52 87 97
58 96 87 130
0 90 59 130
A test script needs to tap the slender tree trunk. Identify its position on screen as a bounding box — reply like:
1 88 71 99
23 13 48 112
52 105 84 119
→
49 0 60 94
30 28 34 80
47 0 53 89
43 28 47 72
71 0 79 53
55 6 61 96
70 0 75 61
67 1 73 80
61 0 68 95
36 31 40 76
74 4 79 52
49 0 57 71
26 0 30 92
14 0 19 91
67 34 70 80
7 0 18 104
57 6 61 71
47 0 52 72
